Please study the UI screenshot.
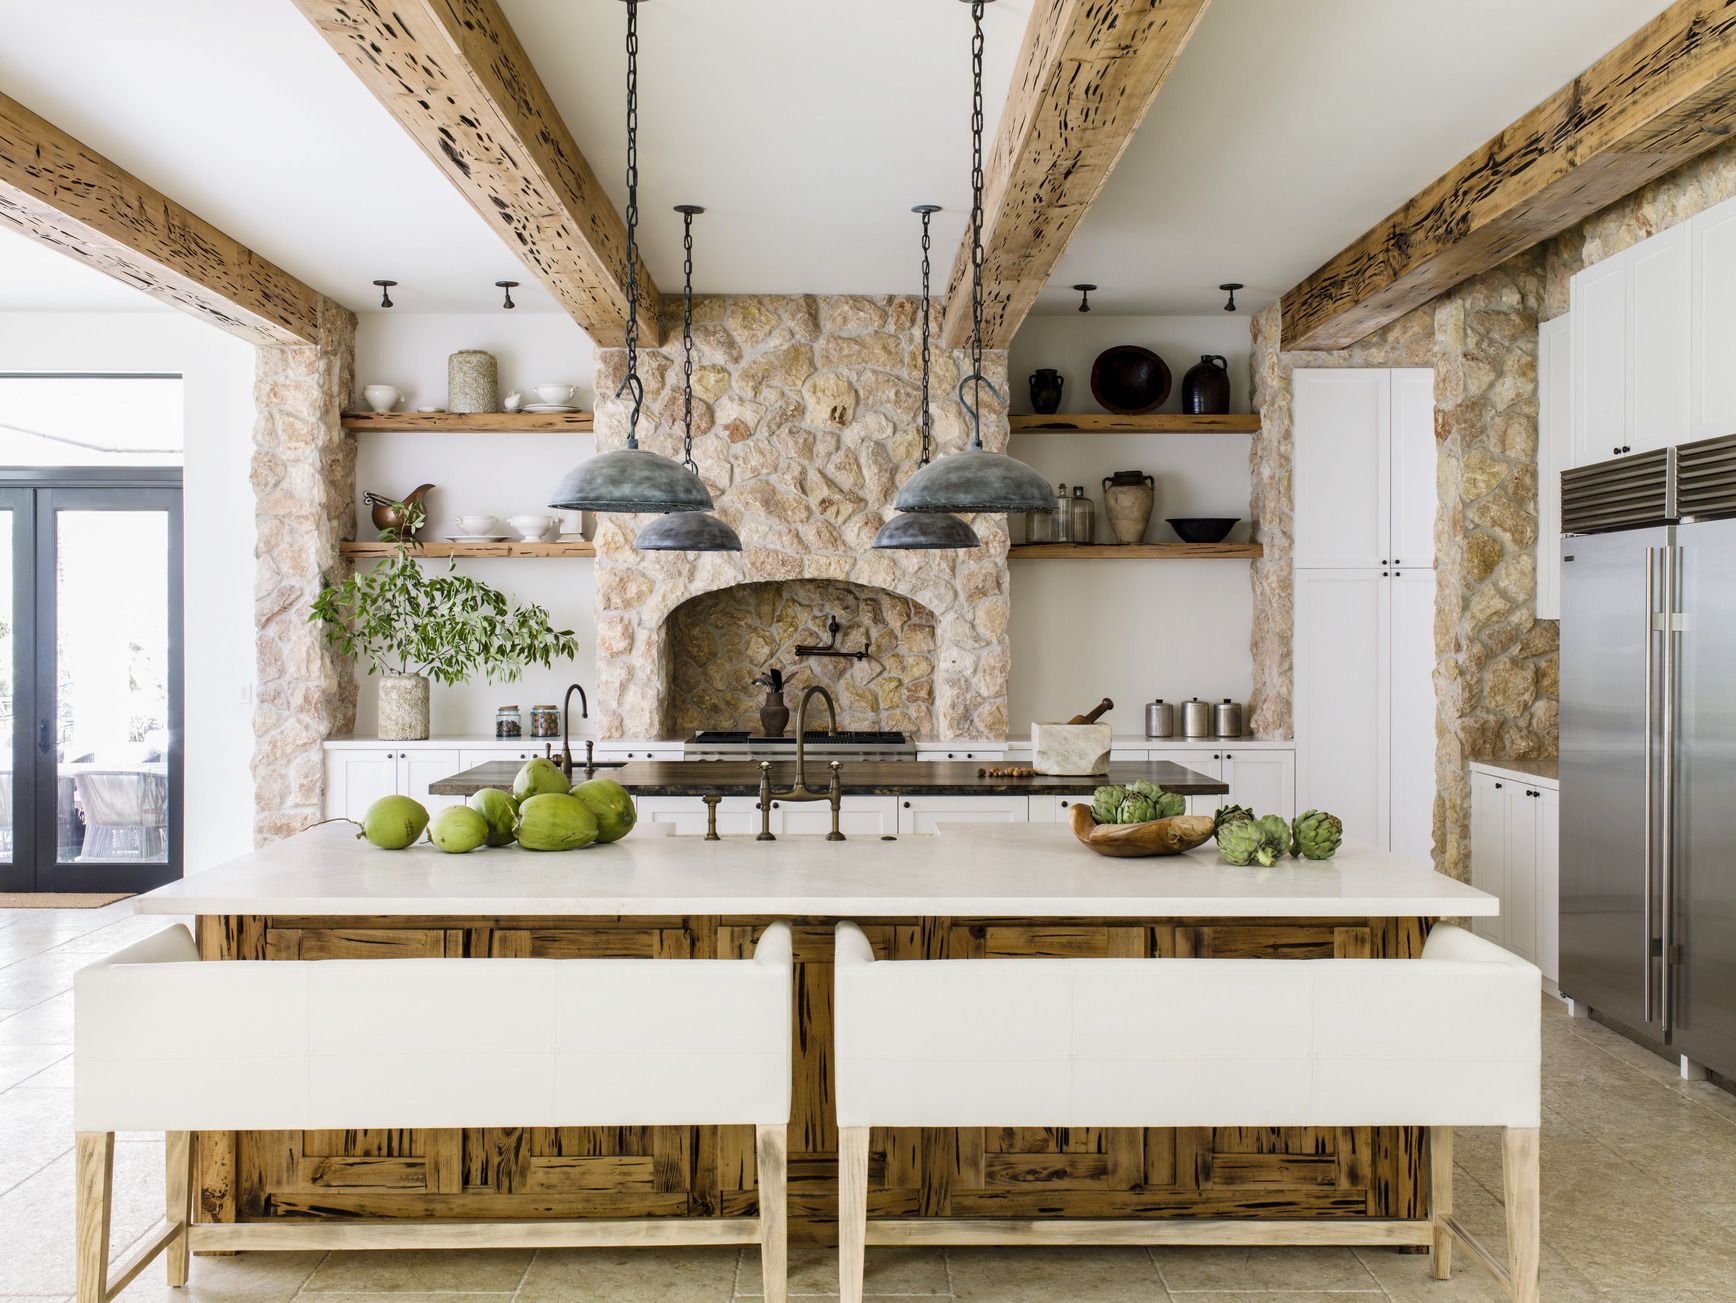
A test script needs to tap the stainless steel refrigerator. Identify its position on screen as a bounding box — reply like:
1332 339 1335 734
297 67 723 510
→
1560 436 1736 1077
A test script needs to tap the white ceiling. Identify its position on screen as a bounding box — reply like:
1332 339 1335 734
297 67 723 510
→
0 0 1676 324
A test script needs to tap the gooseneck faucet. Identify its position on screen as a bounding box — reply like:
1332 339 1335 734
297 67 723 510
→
756 684 846 842
558 683 591 782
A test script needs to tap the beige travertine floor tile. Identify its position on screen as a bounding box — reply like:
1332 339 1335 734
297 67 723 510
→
0 1086 73 1193
0 992 73 1047
1152 1245 1380 1293
518 1247 739 1302
302 1250 532 1294
946 1247 1166 1300
0 1045 67 1092
109 1252 324 1303
733 1245 949 1296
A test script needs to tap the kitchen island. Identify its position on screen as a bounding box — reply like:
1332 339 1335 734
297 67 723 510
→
139 822 1493 1245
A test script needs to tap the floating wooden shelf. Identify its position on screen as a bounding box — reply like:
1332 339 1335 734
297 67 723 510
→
341 540 597 559
1010 542 1262 559
1008 412 1260 434
341 411 594 434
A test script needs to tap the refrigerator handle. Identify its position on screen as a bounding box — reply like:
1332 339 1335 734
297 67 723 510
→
1643 546 1656 1026
1661 543 1680 1034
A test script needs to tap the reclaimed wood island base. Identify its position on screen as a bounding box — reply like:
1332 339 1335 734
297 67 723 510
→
138 825 1498 1247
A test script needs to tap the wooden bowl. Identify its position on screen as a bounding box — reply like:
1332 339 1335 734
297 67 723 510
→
1070 803 1215 857
1090 345 1171 415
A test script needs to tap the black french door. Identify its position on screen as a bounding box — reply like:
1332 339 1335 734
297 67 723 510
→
0 472 184 893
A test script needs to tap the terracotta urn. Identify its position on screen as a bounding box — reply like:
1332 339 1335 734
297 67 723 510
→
1102 471 1156 546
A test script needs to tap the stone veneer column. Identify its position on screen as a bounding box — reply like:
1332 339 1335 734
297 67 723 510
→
251 296 357 844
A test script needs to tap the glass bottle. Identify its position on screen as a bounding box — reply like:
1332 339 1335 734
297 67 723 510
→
1052 483 1071 543
1070 484 1096 546
1025 505 1054 544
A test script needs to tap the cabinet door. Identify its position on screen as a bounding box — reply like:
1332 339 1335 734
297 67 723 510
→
1692 196 1736 439
462 746 543 770
1628 223 1691 456
1470 770 1507 945
1147 750 1222 816
780 796 899 836
1537 785 1560 982
897 795 1030 834
1537 314 1571 620
635 795 761 836
1503 785 1541 964
1294 570 1386 848
1292 369 1390 568
1389 368 1437 569
400 750 464 811
326 749 400 820
1570 251 1630 468
1222 751 1295 822
1388 569 1438 865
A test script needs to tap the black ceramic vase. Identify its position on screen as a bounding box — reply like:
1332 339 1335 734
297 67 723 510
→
1180 355 1231 415
759 690 790 738
1028 368 1064 414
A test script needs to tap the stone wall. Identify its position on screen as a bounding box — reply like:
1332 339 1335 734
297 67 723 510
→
591 294 1010 742
666 579 936 737
251 297 357 844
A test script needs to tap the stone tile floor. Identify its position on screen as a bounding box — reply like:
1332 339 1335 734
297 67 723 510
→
3 903 1735 1300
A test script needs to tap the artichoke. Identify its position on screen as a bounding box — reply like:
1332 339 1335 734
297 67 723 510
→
1255 815 1292 851
1213 804 1255 835
1092 784 1127 824
1291 809 1344 860
1153 789 1187 820
1216 817 1266 866
1129 778 1163 801
1116 793 1159 825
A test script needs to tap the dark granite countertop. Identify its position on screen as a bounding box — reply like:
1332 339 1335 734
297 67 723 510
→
428 759 1230 799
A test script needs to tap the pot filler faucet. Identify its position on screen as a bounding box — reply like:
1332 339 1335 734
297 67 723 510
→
756 684 845 842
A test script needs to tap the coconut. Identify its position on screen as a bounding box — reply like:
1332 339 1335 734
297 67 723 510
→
467 787 520 847
358 794 429 850
569 778 637 843
429 805 490 853
515 792 600 851
513 756 569 801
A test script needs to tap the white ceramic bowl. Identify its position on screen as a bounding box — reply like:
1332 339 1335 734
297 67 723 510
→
362 384 402 413
509 514 555 540
534 383 576 405
456 514 499 536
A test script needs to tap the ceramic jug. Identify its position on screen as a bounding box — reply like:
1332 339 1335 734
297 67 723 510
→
1028 368 1064 414
1180 354 1231 415
1102 471 1155 546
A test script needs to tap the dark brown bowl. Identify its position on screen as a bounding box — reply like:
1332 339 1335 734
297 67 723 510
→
1090 345 1171 415
1166 517 1240 544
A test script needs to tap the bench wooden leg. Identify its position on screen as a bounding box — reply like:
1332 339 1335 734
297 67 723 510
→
75 1132 115 1303
838 1127 870 1303
1429 1126 1453 1280
1502 1127 1540 1303
756 1125 788 1303
165 1131 192 1286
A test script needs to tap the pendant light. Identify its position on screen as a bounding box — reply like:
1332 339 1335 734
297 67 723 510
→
893 0 1052 518
550 0 713 516
637 206 742 551
874 204 980 550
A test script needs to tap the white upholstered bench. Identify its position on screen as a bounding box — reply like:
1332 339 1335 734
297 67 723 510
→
72 922 793 1303
833 921 1541 1303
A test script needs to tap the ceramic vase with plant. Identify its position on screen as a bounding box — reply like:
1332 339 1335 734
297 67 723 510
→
752 666 794 738
311 502 580 740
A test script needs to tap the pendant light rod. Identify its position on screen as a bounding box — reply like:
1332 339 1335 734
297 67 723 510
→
674 204 704 473
964 0 990 452
912 203 940 467
617 0 645 449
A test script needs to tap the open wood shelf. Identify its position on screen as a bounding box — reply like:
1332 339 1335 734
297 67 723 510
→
1009 412 1260 434
340 540 597 559
1010 542 1262 559
341 411 594 434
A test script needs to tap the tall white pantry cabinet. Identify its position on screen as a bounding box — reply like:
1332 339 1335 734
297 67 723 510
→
1292 368 1438 863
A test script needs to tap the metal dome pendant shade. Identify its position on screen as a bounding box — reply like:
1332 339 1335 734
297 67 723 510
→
889 0 1051 521
637 205 742 552
874 203 980 550
549 0 711 518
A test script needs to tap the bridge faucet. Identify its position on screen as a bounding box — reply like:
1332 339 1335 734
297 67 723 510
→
756 684 845 842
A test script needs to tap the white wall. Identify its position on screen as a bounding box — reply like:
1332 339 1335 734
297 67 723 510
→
351 312 601 737
1005 314 1257 733
0 311 256 871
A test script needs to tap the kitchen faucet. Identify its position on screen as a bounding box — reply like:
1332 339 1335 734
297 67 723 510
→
558 683 593 782
756 685 845 842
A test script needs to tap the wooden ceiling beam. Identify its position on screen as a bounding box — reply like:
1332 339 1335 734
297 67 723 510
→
0 91 321 345
1282 0 1736 352
939 0 1213 350
292 0 658 346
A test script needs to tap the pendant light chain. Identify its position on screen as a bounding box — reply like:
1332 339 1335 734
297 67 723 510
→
919 205 934 467
967 0 987 450
619 0 644 449
680 206 697 472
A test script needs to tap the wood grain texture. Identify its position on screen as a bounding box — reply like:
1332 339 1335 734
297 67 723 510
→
1009 412 1260 434
339 540 597 559
341 411 594 434
939 0 1213 349
1009 543 1262 559
291 0 659 345
1070 804 1216 856
1282 0 1736 350
0 92 320 345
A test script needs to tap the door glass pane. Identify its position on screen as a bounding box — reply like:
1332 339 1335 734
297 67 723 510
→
0 511 11 865
55 511 169 865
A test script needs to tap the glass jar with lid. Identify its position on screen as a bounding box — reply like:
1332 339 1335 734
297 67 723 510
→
495 705 523 739
530 704 561 739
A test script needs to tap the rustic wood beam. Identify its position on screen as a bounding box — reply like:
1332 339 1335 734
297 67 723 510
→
1282 0 1736 351
0 92 321 345
939 0 1212 350
292 0 659 346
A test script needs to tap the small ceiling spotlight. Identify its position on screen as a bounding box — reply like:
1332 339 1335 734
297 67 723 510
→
1220 282 1244 313
496 280 519 310
372 279 396 308
1073 283 1097 313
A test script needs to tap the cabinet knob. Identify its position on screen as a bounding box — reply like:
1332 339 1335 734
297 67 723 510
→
1224 752 1234 760
1213 753 1221 760
1494 781 1503 789
903 801 912 809
947 752 956 759
1060 799 1070 807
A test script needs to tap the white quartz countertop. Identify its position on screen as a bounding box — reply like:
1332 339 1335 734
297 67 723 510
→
138 823 1496 920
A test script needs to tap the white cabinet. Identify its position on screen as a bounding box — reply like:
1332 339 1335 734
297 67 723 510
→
1571 251 1631 468
1292 368 1435 569
1388 568 1437 864
461 746 547 770
897 795 1030 834
324 748 462 819
636 796 759 837
1222 750 1296 823
1468 763 1560 982
1537 314 1570 620
917 746 1006 762
635 795 900 837
1691 195 1736 438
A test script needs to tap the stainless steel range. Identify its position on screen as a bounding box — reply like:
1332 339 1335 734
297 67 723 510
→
685 730 916 762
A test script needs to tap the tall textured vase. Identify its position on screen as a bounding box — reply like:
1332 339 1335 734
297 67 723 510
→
378 673 431 741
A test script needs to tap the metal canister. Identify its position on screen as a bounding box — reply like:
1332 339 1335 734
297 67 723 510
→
1213 699 1244 739
1181 698 1212 739
1144 699 1175 739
